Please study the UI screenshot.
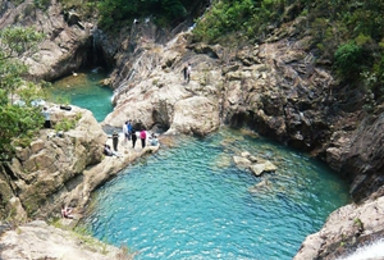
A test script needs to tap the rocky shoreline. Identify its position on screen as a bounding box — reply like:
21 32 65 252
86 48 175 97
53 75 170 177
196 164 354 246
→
0 104 158 258
0 0 383 258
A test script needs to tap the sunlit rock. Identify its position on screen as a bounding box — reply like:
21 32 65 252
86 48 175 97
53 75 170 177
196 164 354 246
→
0 221 124 260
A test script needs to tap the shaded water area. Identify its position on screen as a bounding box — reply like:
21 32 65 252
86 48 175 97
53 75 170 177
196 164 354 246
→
49 70 113 122
84 129 350 259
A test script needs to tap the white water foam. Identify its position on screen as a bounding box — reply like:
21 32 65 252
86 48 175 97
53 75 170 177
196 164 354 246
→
338 238 384 260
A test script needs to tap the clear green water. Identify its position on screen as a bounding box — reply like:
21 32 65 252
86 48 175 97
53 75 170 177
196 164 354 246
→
84 129 350 259
49 71 113 122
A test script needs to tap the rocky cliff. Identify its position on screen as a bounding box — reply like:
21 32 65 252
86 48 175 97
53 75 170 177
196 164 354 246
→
0 104 159 222
0 0 94 81
0 105 106 221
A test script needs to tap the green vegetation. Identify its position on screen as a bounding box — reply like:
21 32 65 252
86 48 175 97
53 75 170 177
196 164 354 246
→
192 0 287 43
95 0 193 29
193 0 384 104
33 0 51 10
0 26 45 161
54 113 82 132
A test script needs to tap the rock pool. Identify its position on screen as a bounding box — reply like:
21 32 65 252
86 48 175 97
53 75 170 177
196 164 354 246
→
49 70 113 122
83 129 349 259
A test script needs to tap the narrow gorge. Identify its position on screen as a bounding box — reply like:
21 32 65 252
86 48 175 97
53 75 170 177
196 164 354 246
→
0 0 383 259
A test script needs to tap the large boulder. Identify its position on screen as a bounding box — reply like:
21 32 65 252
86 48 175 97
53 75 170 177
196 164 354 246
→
0 105 107 220
168 96 220 136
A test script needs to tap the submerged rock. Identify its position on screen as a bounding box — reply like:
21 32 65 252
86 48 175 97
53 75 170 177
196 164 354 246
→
233 151 277 176
233 155 252 168
249 160 277 176
248 179 271 193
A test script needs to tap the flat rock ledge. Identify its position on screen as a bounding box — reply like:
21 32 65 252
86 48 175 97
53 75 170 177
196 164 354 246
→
0 220 130 260
67 140 160 212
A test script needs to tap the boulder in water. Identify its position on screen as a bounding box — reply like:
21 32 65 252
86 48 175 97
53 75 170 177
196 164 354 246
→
233 156 252 168
233 151 277 176
249 160 277 176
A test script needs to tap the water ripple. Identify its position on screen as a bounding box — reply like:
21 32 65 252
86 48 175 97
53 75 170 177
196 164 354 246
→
84 129 350 259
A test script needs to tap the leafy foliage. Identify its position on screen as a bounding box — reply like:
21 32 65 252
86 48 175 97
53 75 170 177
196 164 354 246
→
0 89 44 160
334 42 364 79
95 0 193 29
54 116 79 132
0 26 45 161
193 0 286 43
193 0 384 104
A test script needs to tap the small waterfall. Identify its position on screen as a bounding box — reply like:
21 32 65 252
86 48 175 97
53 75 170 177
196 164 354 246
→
338 238 384 260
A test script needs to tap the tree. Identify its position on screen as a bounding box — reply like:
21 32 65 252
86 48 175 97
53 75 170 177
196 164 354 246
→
0 26 45 161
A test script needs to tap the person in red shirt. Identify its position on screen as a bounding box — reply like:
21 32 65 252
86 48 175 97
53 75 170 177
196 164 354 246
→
140 129 147 148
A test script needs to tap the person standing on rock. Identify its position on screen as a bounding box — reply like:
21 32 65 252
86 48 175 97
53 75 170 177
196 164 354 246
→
42 106 52 128
183 63 192 83
123 121 129 143
127 120 133 140
140 129 147 148
187 63 192 83
112 131 119 151
132 128 137 149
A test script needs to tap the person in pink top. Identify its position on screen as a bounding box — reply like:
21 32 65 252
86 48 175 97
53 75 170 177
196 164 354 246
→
140 129 147 148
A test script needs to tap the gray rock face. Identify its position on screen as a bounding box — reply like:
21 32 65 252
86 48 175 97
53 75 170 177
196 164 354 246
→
104 19 384 205
0 105 106 220
294 194 384 260
0 0 93 81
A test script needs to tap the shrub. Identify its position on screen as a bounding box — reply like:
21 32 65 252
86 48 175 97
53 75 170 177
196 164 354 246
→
334 42 363 78
54 117 78 132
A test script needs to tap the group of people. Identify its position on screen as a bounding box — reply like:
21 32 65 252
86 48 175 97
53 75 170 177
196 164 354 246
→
103 120 159 157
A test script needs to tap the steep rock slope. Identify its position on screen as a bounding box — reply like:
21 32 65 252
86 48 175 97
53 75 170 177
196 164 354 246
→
0 0 93 80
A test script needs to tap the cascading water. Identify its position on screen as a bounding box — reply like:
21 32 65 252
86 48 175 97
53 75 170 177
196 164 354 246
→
338 238 384 260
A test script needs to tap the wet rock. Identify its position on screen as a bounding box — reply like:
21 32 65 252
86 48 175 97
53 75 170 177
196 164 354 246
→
233 156 252 168
249 160 278 176
248 179 271 193
233 152 277 176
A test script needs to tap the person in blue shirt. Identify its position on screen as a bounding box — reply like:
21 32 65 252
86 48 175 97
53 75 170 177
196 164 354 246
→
127 120 133 140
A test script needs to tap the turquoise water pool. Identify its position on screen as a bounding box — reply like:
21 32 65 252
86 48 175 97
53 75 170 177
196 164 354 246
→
50 70 113 122
84 129 350 259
